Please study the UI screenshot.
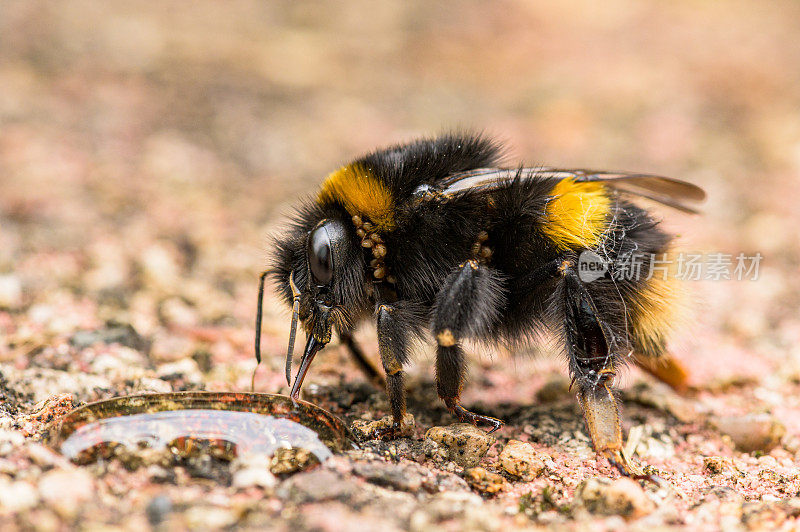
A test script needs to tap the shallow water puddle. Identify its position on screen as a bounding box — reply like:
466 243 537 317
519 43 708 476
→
45 392 354 468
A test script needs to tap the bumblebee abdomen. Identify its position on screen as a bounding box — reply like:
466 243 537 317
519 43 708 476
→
575 199 686 361
626 254 688 359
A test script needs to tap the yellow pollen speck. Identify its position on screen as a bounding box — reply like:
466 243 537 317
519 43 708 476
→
436 329 456 346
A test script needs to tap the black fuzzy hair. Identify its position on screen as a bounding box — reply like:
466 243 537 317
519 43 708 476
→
357 132 505 199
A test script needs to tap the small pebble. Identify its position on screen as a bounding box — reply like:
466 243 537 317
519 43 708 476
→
0 274 22 308
18 394 76 436
704 456 737 475
69 323 146 351
741 500 794 530
422 438 450 464
624 382 698 423
0 479 39 512
574 477 655 519
140 243 181 290
278 469 360 503
38 469 95 518
155 358 202 382
463 466 505 494
351 413 415 441
231 453 278 488
0 429 25 455
535 377 571 403
185 506 238 529
145 495 172 526
424 423 495 467
425 491 484 521
270 447 320 476
159 296 198 328
713 413 786 453
498 440 546 481
232 467 278 489
352 461 424 492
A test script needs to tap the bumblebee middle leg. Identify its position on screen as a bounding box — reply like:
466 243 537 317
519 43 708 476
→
432 260 506 432
560 264 649 478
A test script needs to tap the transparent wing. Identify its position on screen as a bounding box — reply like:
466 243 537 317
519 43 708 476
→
439 167 706 214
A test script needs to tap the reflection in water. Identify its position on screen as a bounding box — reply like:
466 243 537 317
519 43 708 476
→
45 392 354 468
60 409 333 463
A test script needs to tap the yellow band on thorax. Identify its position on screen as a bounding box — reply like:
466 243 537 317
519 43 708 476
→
542 178 610 250
318 164 396 231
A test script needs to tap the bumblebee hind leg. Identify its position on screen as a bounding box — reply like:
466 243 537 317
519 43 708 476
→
560 265 651 479
432 260 506 433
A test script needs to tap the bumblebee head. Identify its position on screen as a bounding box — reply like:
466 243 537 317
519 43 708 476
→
304 218 349 340
262 209 367 400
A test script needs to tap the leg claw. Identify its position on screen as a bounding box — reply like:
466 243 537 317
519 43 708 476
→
605 450 666 487
452 404 505 433
368 423 401 441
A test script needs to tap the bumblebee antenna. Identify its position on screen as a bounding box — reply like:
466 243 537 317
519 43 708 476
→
285 271 301 387
254 270 271 365
252 269 274 391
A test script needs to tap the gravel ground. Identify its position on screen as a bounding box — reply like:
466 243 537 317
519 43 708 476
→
2 1 800 530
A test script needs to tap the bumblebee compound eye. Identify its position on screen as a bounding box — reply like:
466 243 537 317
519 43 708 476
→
308 224 333 285
307 219 348 286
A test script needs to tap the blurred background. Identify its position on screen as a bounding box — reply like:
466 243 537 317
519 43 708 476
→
2 0 800 413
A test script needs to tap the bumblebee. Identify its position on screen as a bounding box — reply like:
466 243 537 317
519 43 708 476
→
256 133 704 476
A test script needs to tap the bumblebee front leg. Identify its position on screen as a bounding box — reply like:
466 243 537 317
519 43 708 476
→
433 260 505 432
560 265 647 479
367 303 412 439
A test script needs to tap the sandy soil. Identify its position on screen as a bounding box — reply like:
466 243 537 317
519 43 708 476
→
2 1 800 530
